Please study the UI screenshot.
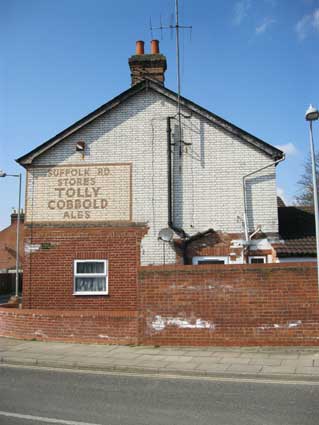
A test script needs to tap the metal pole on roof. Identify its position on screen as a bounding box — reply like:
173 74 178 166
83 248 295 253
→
305 105 319 291
175 0 182 156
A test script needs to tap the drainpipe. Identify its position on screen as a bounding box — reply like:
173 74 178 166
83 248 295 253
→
242 155 285 241
167 116 188 239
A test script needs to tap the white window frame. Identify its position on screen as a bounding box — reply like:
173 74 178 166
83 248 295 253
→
192 256 229 265
248 256 266 264
73 259 108 296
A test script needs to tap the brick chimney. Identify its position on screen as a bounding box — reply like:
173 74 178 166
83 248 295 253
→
11 209 24 225
128 40 167 86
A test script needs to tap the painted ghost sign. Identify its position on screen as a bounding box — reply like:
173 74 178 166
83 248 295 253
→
26 164 132 222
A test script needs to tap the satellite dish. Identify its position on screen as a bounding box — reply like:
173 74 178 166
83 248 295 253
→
158 228 174 242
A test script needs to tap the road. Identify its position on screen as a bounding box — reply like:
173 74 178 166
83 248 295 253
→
0 365 318 425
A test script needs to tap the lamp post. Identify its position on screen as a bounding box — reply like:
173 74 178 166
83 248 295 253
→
0 170 22 299
305 105 319 290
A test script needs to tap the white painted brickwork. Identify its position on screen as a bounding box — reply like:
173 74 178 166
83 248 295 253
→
29 90 279 265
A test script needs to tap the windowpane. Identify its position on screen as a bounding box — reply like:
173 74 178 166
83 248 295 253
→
198 259 225 265
75 277 106 292
76 261 104 274
250 258 265 264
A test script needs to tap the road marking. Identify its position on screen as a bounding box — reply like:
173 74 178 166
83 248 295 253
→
1 363 319 386
0 410 103 425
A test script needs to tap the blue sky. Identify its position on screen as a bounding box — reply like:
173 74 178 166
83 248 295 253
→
1 0 319 229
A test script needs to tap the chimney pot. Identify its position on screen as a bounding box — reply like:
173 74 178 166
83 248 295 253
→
136 40 144 55
151 39 160 54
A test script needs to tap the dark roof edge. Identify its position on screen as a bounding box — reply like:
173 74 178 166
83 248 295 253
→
16 79 284 166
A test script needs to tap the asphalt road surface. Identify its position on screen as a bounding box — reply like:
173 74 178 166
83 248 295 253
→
0 366 318 425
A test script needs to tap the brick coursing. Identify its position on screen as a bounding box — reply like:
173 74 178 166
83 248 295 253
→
22 225 147 309
1 263 318 345
0 309 138 344
138 262 319 346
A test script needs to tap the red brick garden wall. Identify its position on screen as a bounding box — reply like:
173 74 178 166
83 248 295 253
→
1 260 319 346
138 263 319 346
23 224 146 309
0 308 138 344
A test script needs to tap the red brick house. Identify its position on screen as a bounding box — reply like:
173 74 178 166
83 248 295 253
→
0 211 24 294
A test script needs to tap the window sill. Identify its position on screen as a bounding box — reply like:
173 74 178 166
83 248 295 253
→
73 292 108 296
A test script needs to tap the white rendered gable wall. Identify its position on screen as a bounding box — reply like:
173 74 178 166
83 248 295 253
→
28 90 278 265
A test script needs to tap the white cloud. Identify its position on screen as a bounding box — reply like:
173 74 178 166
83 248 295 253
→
233 0 251 25
296 8 319 39
256 18 276 34
276 142 298 156
276 187 287 205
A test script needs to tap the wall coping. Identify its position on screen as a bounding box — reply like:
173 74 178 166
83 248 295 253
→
138 262 317 276
0 308 138 318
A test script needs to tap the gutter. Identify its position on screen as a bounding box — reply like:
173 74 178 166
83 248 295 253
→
243 154 285 241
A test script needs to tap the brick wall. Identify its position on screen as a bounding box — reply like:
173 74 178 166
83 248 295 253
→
138 262 319 346
0 308 138 344
23 224 147 309
1 262 319 345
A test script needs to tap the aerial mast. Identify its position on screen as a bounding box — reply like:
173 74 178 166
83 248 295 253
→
151 0 192 155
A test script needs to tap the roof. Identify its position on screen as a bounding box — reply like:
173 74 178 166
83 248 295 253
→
16 79 284 166
275 206 316 257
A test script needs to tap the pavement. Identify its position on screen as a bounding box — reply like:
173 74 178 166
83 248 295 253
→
1 337 319 381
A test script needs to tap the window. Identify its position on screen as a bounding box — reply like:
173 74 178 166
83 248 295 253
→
192 256 229 265
74 260 108 295
248 256 266 264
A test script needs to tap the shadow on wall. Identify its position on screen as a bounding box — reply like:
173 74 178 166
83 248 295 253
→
173 123 184 229
245 172 275 232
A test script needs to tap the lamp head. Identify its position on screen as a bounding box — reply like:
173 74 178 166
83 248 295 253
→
305 105 319 121
0 170 6 177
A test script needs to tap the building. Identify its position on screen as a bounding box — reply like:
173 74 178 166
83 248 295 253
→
0 211 24 294
276 203 316 262
0 210 24 273
17 40 286 307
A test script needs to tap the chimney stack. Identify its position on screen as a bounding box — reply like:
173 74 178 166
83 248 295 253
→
128 40 167 86
11 209 24 225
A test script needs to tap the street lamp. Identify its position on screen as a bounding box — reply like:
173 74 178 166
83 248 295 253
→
0 170 22 299
305 104 319 291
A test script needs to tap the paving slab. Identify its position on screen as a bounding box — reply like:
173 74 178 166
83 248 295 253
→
218 356 252 364
196 363 231 373
248 358 283 366
295 366 319 375
260 366 296 374
281 358 315 367
227 364 263 373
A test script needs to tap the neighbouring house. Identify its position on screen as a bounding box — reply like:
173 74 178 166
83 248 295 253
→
275 203 316 263
16 40 288 308
0 211 24 294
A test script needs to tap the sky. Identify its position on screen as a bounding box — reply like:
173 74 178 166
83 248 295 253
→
1 0 319 229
